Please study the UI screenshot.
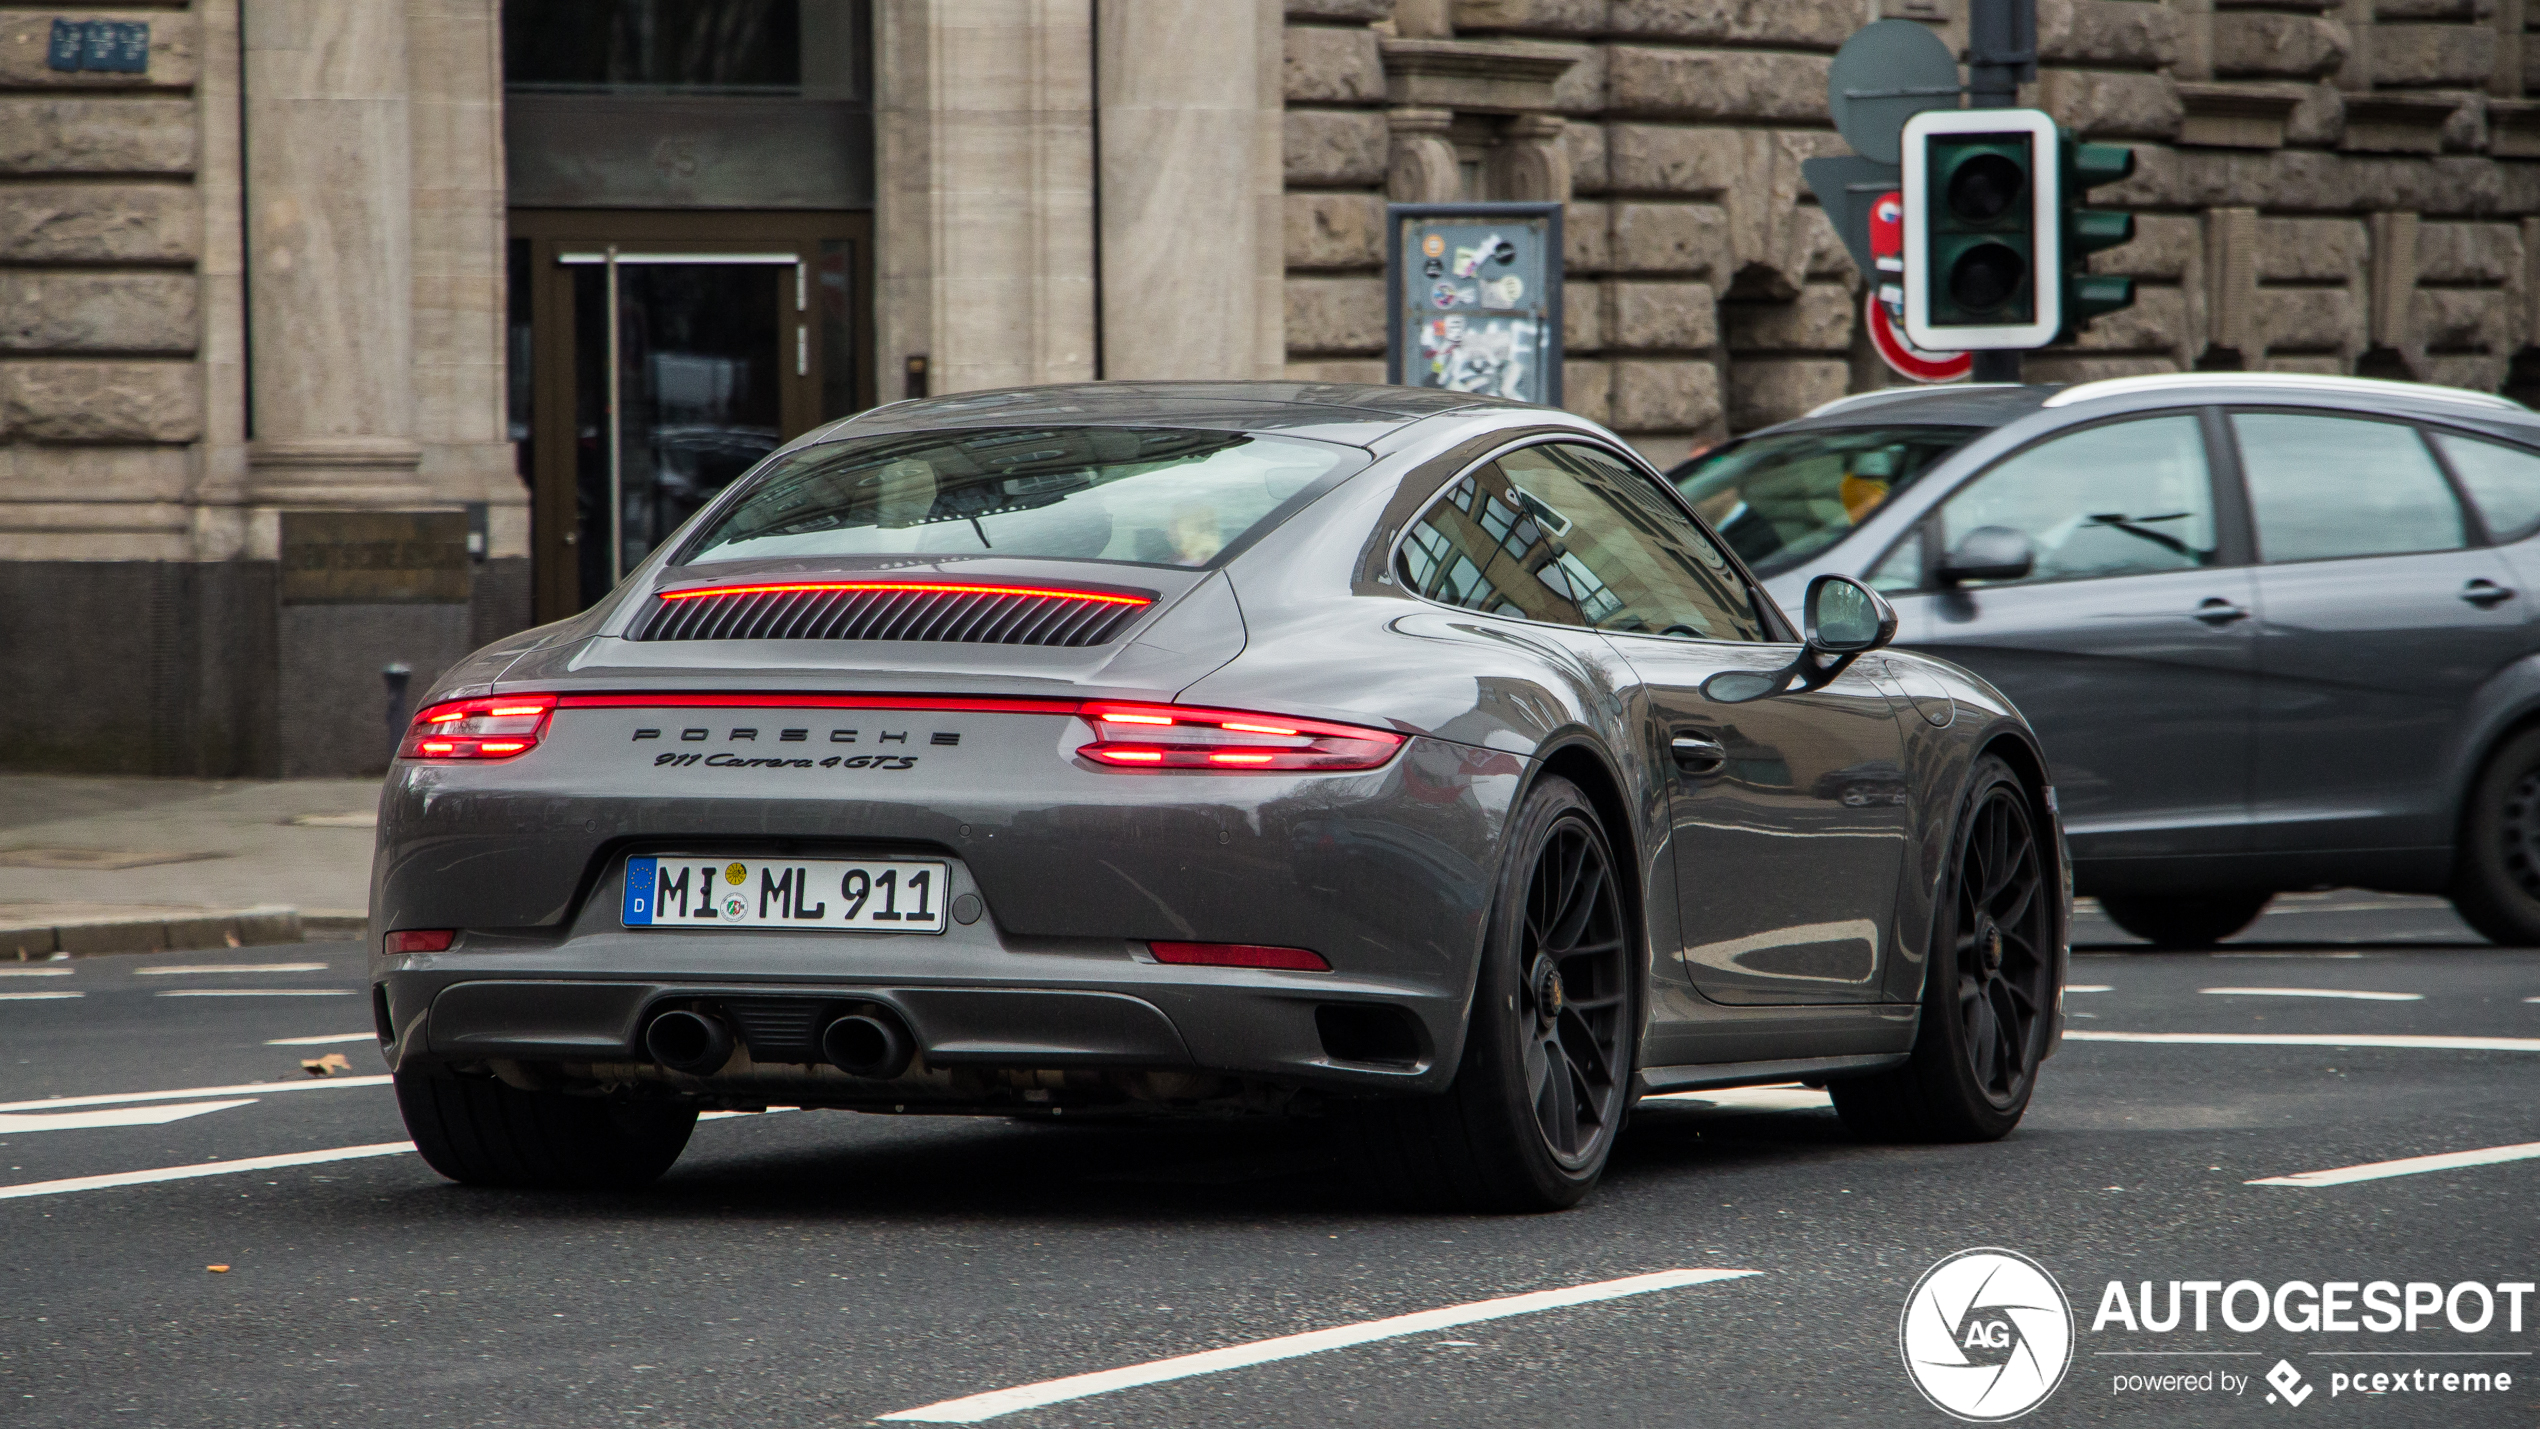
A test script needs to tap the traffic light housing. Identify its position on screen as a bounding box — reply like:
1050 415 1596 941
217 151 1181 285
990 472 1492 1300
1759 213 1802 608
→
2061 137 2137 338
1902 108 2059 351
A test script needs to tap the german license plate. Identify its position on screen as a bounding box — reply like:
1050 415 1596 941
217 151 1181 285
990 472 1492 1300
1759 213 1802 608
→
622 855 949 934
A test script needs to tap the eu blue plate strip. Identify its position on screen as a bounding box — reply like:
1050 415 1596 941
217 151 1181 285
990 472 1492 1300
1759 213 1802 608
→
622 857 657 926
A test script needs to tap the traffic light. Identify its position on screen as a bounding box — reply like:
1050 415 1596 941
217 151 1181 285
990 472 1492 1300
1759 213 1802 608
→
2061 137 2137 337
1902 108 2060 351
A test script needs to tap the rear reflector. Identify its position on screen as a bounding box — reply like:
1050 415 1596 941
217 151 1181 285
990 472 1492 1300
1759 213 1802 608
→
384 929 456 954
397 694 557 761
1075 702 1404 773
1149 941 1330 971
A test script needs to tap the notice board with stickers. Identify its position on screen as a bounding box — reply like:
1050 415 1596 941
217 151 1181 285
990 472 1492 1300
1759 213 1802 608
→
1384 203 1563 408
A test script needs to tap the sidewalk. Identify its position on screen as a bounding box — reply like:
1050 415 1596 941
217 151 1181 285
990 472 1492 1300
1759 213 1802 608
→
0 774 379 957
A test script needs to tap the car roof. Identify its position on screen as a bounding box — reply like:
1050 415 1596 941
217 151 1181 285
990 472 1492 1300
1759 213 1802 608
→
810 381 1533 447
1783 383 2052 430
1770 373 2534 440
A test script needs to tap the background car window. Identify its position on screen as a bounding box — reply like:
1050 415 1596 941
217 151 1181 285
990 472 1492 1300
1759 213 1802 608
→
2429 430 2540 542
1500 443 1767 641
1938 415 2216 586
2236 413 2465 563
1670 425 1974 577
1867 529 1924 592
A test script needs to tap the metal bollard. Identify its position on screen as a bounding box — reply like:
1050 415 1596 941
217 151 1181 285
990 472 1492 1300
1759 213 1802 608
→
382 662 412 755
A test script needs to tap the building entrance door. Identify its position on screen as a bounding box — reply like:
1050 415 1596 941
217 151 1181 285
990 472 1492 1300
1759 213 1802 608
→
511 211 872 620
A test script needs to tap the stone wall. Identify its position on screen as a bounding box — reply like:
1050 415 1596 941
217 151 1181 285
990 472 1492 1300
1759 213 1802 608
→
1279 0 2540 454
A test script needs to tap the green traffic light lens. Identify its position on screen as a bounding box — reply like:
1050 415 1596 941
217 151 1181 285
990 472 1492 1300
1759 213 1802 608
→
1948 242 2027 312
1946 153 2026 224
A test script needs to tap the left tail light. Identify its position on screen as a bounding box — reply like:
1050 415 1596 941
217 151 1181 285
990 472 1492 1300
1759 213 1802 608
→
397 694 556 761
1073 702 1405 772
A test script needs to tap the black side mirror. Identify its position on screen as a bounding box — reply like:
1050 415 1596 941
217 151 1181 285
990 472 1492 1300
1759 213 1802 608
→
1704 575 1898 704
1936 525 2035 586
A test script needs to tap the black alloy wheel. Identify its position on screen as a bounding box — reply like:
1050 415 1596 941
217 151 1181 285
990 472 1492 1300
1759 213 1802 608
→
2096 891 2272 949
1833 756 2056 1142
1341 775 1637 1211
2448 726 2540 945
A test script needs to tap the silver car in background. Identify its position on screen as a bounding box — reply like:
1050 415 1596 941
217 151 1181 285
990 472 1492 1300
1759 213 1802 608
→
1673 373 2540 948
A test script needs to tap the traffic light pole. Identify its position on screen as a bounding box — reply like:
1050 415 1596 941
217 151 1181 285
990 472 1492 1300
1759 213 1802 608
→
1965 0 2035 383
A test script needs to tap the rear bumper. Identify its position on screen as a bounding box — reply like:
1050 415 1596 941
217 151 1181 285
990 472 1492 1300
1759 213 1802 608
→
375 923 1464 1098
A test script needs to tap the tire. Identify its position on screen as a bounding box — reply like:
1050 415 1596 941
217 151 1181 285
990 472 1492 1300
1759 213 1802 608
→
2096 891 2271 948
395 1068 697 1190
2448 726 2540 946
1340 775 1637 1212
1832 756 2055 1144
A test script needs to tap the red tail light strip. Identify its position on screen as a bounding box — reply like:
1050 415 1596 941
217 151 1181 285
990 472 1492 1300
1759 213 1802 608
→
399 692 1407 773
1150 941 1331 971
654 581 1153 608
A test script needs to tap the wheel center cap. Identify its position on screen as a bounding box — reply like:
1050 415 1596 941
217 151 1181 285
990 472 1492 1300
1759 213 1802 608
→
1529 955 1564 1027
1980 924 2004 976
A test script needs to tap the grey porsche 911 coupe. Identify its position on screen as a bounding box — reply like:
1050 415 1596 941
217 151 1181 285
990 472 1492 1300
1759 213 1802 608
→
371 381 2070 1211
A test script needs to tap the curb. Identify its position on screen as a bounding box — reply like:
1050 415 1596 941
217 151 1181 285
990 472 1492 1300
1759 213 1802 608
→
3 906 315 959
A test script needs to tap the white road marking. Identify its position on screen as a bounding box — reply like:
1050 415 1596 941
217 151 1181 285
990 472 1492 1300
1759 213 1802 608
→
0 1099 256 1134
2210 951 2365 959
1649 1085 1831 1112
2067 1031 2540 1052
0 1075 391 1114
877 1268 1759 1423
134 963 328 976
2249 1141 2540 1188
2199 987 2424 1002
0 968 72 977
263 1033 378 1046
0 1142 414 1201
2067 985 2113 993
155 989 351 998
0 991 81 1001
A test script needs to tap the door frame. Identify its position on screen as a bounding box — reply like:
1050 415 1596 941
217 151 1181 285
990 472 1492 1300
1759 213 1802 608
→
509 209 876 622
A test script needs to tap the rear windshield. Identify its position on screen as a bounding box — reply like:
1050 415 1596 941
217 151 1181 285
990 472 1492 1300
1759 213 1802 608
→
682 426 1362 568
1671 425 1977 576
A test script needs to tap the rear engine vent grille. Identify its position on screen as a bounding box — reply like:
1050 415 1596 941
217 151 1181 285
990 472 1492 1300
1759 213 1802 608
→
634 582 1153 647
723 999 823 1062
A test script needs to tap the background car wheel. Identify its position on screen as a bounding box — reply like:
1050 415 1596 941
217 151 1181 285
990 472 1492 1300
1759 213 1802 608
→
395 1069 697 1190
2095 891 2271 949
2447 725 2540 946
1341 775 1636 1213
1832 756 2054 1144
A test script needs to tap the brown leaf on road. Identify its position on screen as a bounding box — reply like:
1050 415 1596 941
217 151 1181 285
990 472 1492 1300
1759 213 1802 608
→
300 1053 353 1077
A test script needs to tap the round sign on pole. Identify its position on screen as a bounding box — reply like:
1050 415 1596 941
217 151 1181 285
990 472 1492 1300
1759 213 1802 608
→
1828 19 1961 165
1867 292 1972 383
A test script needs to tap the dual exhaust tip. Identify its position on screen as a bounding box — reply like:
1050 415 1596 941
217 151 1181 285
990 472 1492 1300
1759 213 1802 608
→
641 1005 914 1080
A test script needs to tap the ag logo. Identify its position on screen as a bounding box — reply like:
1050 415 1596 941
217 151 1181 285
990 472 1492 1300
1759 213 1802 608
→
1901 1248 2074 1421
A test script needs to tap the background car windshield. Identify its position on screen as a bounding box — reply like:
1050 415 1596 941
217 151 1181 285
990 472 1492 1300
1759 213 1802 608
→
684 427 1358 567
1672 426 1975 575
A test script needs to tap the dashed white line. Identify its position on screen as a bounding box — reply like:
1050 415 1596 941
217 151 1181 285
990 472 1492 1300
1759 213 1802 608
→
1649 1085 1830 1112
0 1076 391 1114
0 991 81 1001
2199 987 2424 1002
2066 985 2114 993
0 967 72 977
877 1268 1761 1423
2249 1141 2540 1188
263 1033 379 1046
0 1099 257 1134
155 989 350 998
133 963 329 976
0 1142 415 1201
2067 1031 2540 1052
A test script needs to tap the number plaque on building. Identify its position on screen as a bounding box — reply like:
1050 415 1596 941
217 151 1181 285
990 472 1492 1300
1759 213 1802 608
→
1384 203 1564 408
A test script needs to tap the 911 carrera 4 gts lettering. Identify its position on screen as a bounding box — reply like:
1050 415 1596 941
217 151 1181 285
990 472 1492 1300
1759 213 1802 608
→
649 751 920 770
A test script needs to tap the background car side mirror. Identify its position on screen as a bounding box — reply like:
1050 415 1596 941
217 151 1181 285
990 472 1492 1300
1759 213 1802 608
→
1803 574 1898 654
1936 525 2035 586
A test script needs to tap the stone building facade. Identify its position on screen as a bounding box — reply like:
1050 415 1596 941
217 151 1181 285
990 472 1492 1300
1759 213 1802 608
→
4 0 2537 775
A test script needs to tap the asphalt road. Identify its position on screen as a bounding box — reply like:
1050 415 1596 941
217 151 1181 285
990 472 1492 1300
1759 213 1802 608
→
0 892 2533 1428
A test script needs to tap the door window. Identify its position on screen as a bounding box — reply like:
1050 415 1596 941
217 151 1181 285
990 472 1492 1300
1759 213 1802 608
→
2235 413 2466 563
1500 443 1767 641
1937 414 2218 586
2429 430 2540 543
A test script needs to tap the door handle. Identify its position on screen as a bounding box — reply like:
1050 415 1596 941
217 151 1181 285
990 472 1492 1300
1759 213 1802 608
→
2462 578 2517 609
2191 598 2248 625
1670 734 1727 774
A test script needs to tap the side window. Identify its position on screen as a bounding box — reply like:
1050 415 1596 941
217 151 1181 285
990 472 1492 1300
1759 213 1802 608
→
1497 443 1768 641
1395 464 1586 625
1938 414 2217 586
2234 412 2466 563
2429 430 2540 543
